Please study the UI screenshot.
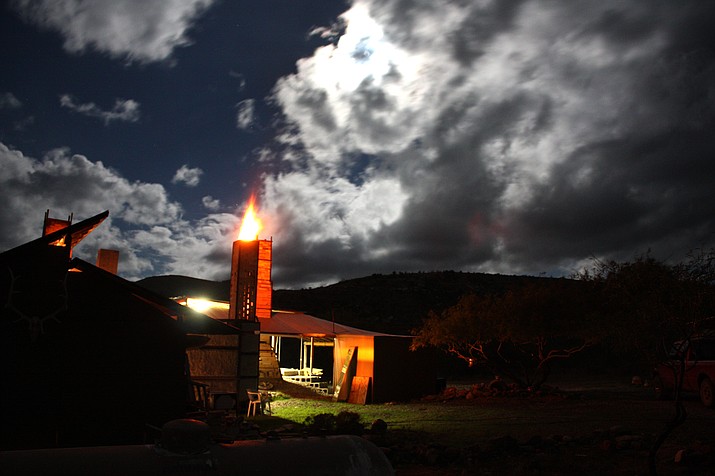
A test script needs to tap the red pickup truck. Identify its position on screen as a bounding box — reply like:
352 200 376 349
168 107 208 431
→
653 335 715 407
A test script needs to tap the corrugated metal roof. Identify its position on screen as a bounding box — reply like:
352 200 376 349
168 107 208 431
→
183 301 402 338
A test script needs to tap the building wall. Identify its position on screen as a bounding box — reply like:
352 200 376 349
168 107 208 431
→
186 334 240 394
332 334 438 403
333 335 375 392
0 268 188 450
373 336 437 402
186 320 260 405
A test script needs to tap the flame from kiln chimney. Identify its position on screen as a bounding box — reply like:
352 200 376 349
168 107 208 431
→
237 196 261 241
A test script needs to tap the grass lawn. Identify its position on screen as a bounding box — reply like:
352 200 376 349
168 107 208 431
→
246 375 715 475
270 396 518 446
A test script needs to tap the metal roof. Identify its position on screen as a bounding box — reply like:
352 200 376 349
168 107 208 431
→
181 300 402 338
259 310 396 338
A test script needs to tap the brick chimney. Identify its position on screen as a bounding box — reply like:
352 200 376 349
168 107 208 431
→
96 249 119 274
227 236 273 401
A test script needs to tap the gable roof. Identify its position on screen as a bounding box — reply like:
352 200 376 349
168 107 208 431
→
0 210 240 338
70 258 240 335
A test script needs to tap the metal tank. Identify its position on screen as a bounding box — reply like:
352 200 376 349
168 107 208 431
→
0 419 394 475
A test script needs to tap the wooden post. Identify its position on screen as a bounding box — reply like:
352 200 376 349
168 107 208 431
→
334 347 357 402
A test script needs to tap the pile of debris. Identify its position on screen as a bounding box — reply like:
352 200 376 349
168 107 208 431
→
423 379 566 401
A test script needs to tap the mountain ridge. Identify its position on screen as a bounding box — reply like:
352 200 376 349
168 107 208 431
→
137 271 557 334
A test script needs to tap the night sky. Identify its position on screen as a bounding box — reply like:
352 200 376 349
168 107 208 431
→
1 0 714 289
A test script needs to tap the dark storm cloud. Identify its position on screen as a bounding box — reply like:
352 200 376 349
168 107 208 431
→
265 0 715 287
506 131 715 263
493 1 715 270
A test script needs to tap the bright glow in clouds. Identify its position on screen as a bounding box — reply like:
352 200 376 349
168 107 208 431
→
274 2 429 161
326 5 404 92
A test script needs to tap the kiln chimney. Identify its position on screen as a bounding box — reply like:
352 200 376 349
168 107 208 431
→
228 238 272 321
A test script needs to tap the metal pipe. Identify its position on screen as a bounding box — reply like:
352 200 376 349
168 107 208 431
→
299 337 304 370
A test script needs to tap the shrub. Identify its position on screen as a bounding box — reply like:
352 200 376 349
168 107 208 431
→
303 413 336 434
335 411 364 435
303 411 365 435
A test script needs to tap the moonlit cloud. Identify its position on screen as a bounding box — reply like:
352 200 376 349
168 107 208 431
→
229 71 247 91
172 164 203 187
235 99 256 130
262 0 715 287
1 93 33 131
11 116 35 132
202 195 220 210
0 142 238 280
273 4 428 167
59 94 141 125
0 92 22 109
11 0 216 63
3 0 713 290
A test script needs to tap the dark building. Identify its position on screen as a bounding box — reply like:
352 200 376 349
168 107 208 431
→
0 211 237 450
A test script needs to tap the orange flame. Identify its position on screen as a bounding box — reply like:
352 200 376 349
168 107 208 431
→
238 196 262 241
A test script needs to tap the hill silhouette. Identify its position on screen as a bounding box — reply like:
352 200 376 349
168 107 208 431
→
137 271 551 334
137 275 230 301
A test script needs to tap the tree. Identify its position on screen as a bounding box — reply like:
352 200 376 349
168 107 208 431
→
412 279 602 389
413 250 715 394
577 250 715 476
577 250 715 365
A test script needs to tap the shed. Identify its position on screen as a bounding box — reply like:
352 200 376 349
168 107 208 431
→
264 311 437 403
180 300 437 403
